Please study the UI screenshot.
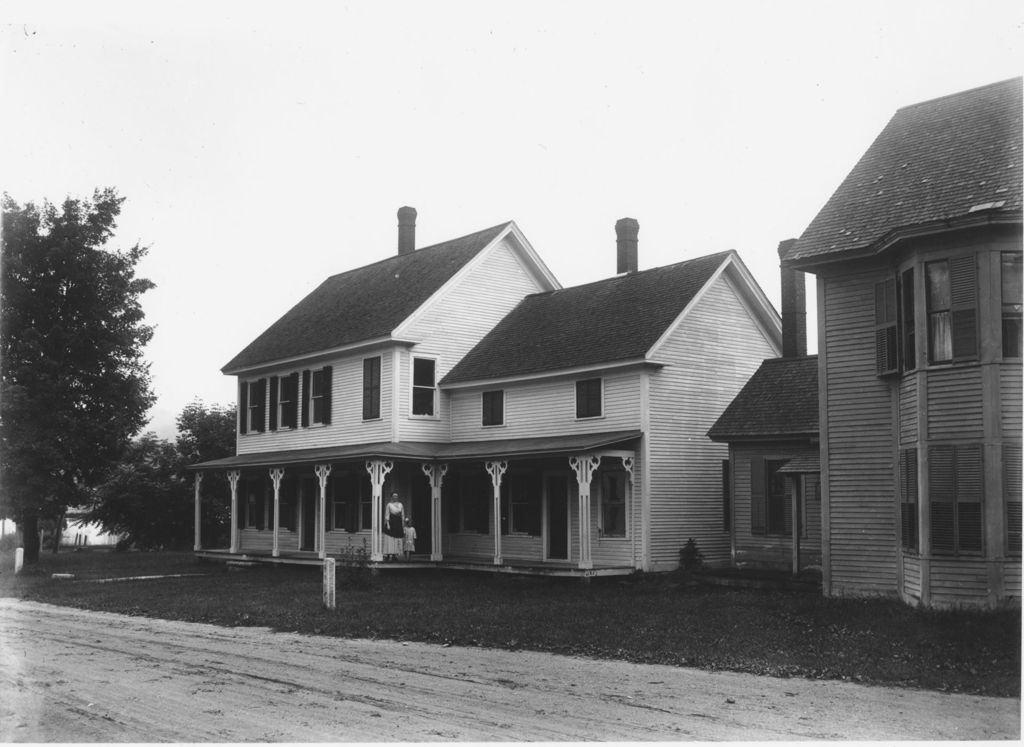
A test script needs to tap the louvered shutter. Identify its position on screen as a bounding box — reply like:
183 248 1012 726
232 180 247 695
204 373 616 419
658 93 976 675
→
750 456 766 535
875 278 898 376
301 370 310 427
950 255 978 361
322 366 333 425
238 380 248 434
269 376 279 431
1005 444 1022 555
899 448 918 551
955 445 983 552
929 446 955 554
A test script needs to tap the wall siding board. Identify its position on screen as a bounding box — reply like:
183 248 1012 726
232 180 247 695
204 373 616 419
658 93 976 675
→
1002 364 1023 439
926 367 985 440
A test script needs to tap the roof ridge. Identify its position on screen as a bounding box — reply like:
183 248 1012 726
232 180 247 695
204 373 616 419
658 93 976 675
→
896 76 1022 113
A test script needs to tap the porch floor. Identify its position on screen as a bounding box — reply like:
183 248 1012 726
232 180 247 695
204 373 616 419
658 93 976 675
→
194 549 635 578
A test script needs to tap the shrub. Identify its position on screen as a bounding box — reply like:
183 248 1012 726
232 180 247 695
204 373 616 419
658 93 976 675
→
337 540 373 590
679 538 705 572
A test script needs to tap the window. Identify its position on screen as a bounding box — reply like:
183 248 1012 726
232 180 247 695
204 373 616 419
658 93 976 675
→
1005 444 1022 556
900 267 916 372
239 379 266 434
456 472 490 533
575 378 602 418
412 357 437 416
244 477 267 529
599 471 627 538
362 357 381 420
278 478 296 531
482 390 504 426
929 444 983 555
750 457 791 537
874 277 898 375
301 367 332 426
270 373 298 430
899 448 918 551
1002 253 1022 358
503 473 541 535
926 257 978 364
332 473 363 533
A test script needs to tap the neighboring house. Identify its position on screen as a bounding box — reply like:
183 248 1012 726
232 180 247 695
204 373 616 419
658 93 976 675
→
190 210 781 574
708 253 820 573
62 509 121 548
782 77 1023 608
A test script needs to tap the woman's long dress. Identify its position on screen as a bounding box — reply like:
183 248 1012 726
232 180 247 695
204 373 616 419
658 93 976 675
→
384 504 404 557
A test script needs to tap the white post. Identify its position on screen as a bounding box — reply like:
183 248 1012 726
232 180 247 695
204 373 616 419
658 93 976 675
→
421 462 448 561
366 460 393 562
322 557 336 610
193 473 204 552
315 464 332 560
14 547 24 574
485 461 508 565
269 468 285 558
227 470 240 553
569 455 600 570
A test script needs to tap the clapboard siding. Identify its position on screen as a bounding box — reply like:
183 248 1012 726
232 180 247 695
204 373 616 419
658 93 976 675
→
1002 364 1023 439
401 239 548 442
902 554 922 601
236 352 394 454
822 270 898 594
1006 561 1022 599
647 271 778 569
929 557 991 605
449 372 642 441
926 367 984 440
898 377 918 446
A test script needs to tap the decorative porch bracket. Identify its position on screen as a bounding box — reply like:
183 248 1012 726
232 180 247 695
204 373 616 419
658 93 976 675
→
622 456 634 481
269 467 285 558
315 464 332 560
485 461 508 565
227 470 241 553
569 455 601 570
421 462 448 561
366 460 393 562
193 473 204 552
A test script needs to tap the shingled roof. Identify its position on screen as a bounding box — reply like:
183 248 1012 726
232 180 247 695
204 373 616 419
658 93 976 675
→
442 251 732 384
785 77 1022 266
223 223 510 372
707 355 818 441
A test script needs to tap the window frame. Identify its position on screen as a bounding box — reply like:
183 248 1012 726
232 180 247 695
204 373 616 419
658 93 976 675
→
481 389 505 427
928 443 984 557
410 355 439 418
598 470 628 539
1001 252 1023 359
575 378 603 419
246 379 266 433
506 473 541 536
275 373 298 430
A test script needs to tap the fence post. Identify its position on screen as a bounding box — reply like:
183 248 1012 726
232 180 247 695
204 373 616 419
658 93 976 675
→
322 557 336 610
14 547 24 574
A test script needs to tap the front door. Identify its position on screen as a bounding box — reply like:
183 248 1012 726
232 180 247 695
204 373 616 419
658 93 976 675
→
299 479 316 552
411 478 431 556
545 473 569 561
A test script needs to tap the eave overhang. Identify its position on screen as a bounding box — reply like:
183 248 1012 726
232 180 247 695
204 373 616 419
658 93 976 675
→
439 358 663 391
222 336 419 377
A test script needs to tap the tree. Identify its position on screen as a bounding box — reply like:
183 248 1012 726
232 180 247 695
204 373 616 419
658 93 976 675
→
175 400 236 547
1 189 155 562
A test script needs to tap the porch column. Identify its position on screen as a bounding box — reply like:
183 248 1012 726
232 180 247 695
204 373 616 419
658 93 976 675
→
315 464 332 560
193 473 203 551
366 460 393 562
227 470 240 553
421 462 448 561
269 467 285 558
569 455 601 570
485 461 508 565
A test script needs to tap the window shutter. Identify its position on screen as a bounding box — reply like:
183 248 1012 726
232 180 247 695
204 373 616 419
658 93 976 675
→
750 456 766 535
322 366 333 425
929 445 955 553
253 379 266 433
874 278 898 376
269 376 279 431
301 370 310 427
950 255 978 361
238 380 248 434
956 445 983 552
899 448 918 551
1005 444 1022 555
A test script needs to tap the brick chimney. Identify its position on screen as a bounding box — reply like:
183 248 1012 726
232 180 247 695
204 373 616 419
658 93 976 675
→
397 206 417 255
615 218 639 274
777 238 807 358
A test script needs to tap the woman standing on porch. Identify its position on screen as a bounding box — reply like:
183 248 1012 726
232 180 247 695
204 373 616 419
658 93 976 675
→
383 493 405 561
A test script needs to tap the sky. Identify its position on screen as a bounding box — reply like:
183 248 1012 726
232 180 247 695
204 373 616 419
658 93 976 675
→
2 1 1021 439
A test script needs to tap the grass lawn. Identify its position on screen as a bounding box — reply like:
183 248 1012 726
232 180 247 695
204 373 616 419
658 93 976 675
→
1 549 1019 698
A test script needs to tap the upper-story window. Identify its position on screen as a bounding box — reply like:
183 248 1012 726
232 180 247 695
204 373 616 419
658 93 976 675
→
301 366 332 426
239 378 266 434
482 390 504 426
270 373 298 430
363 356 381 420
575 378 603 419
925 256 978 364
1002 253 1022 358
412 357 437 416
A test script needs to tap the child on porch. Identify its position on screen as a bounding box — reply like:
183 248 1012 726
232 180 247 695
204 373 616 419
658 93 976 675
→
403 518 417 560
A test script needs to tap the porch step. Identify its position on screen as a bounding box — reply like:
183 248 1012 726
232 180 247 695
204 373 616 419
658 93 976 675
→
226 560 259 571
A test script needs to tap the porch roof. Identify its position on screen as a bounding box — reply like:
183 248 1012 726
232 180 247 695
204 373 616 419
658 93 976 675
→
777 454 820 474
188 430 642 471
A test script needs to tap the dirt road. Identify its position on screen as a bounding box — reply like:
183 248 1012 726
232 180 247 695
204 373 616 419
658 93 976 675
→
0 598 1017 741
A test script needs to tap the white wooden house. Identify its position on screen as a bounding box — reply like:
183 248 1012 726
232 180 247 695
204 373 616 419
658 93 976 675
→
191 210 781 574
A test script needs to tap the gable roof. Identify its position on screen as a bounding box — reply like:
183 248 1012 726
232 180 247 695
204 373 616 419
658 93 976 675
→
785 77 1023 267
441 251 735 385
707 355 818 441
223 223 511 373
